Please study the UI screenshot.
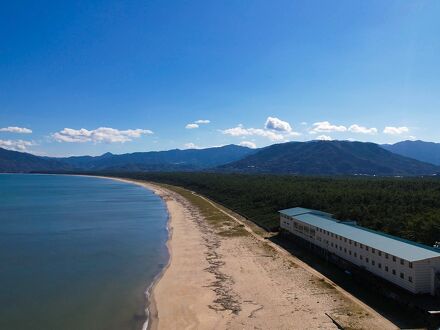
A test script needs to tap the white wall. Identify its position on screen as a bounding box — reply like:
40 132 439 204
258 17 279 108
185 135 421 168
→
280 214 440 294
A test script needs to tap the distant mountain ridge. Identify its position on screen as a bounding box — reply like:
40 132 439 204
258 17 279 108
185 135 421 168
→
1 140 439 176
382 140 440 166
0 145 256 173
0 148 71 173
219 140 440 176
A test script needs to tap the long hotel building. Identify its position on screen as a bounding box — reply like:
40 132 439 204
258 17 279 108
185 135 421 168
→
279 207 440 295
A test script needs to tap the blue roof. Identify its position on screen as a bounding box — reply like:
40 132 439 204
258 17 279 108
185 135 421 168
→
279 207 333 218
280 208 440 262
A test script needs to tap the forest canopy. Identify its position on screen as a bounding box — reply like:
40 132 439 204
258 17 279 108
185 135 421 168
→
101 172 440 246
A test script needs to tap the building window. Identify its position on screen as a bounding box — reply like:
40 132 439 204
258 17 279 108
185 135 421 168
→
392 269 396 275
331 242 334 247
378 251 382 257
378 263 382 269
372 248 375 254
400 259 404 265
372 260 375 266
385 266 389 272
392 256 396 262
339 236 342 241
354 242 357 247
360 244 363 249
385 253 389 259
366 246 369 251
344 248 347 253
366 257 369 263
354 252 357 257
344 238 347 243
409 262 413 269
349 251 352 255
335 244 338 249
400 272 404 279
408 276 413 283
349 240 352 245
340 246 342 251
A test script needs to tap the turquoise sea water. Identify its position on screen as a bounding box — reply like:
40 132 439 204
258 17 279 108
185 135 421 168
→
0 174 169 330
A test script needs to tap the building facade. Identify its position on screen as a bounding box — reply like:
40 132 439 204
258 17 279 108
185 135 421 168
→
280 207 440 295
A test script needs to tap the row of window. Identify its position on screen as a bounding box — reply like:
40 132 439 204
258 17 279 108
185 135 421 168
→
328 241 413 283
317 227 413 268
284 218 414 284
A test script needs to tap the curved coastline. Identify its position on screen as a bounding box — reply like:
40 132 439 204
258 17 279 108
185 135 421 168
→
85 176 172 330
86 175 397 330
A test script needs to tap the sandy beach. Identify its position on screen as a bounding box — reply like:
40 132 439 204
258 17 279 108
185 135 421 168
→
112 178 398 330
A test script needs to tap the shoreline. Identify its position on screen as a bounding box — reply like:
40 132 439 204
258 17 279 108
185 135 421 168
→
87 175 398 329
38 174 172 329
90 177 173 330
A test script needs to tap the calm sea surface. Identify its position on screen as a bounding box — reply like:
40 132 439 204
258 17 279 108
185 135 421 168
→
0 174 169 330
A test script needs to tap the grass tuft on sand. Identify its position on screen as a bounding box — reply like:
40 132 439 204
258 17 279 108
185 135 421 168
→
160 184 249 237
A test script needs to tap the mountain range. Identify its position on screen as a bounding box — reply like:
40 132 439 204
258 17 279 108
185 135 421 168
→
0 145 256 173
382 140 440 166
1 140 440 176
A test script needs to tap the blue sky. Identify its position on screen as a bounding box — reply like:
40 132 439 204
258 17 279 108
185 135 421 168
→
1 0 439 156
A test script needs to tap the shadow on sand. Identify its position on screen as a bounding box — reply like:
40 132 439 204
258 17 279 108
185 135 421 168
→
269 233 440 330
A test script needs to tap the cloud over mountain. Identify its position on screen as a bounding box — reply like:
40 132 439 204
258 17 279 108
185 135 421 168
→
310 121 347 133
383 126 409 135
0 139 34 151
52 127 153 143
239 141 257 148
348 124 378 134
222 117 299 142
264 117 292 132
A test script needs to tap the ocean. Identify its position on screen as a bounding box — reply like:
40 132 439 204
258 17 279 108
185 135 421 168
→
0 174 169 330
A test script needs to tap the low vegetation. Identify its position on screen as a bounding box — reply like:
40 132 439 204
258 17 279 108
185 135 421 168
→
106 172 440 246
161 183 248 237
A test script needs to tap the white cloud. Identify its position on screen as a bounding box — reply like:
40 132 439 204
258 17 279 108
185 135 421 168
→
0 139 35 151
300 122 308 126
311 121 347 133
221 125 285 141
315 135 333 141
239 141 257 149
194 119 210 124
221 117 300 142
348 124 378 134
186 119 210 129
0 126 32 134
52 127 153 143
383 126 409 135
264 117 292 132
183 142 200 149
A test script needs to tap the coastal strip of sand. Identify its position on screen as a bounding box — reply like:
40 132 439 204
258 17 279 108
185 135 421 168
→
108 177 398 330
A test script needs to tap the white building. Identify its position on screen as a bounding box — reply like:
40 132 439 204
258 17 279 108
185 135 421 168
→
280 207 440 295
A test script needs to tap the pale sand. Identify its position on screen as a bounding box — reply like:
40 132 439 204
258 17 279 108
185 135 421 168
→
107 178 398 330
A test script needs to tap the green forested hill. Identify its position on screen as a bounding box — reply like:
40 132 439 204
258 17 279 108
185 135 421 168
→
219 140 440 176
107 172 440 246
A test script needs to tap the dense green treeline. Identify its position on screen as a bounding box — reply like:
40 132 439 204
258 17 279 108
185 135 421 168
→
104 172 440 246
